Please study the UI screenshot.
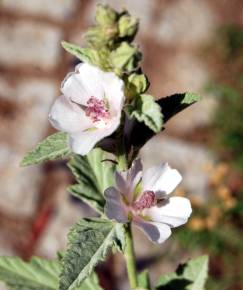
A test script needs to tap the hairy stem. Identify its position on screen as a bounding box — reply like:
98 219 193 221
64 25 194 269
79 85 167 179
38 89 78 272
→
124 223 138 289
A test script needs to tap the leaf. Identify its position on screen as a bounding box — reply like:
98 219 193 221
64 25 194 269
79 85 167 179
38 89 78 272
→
21 132 71 166
129 94 163 133
110 42 141 72
68 148 115 213
0 256 103 290
126 92 201 149
59 218 116 290
138 270 151 290
156 255 208 290
157 92 201 123
0 256 59 290
62 42 100 65
127 73 149 96
182 255 209 290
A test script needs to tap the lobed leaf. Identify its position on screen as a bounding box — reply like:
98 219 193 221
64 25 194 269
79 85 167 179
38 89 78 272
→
21 132 71 167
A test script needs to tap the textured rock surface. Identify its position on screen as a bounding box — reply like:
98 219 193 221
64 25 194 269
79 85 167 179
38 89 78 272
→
156 0 216 47
0 0 79 21
0 21 62 70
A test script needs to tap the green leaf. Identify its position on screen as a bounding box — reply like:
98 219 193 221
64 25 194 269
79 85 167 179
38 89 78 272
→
76 272 103 290
110 42 141 72
126 92 201 149
21 132 71 166
0 256 59 290
156 255 208 290
138 270 151 290
0 256 103 290
59 218 116 290
158 92 201 123
62 42 100 65
127 73 149 96
182 255 209 290
68 148 115 213
129 94 163 133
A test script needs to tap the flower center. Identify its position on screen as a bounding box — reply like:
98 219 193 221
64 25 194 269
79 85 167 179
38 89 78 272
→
85 96 110 125
133 190 157 211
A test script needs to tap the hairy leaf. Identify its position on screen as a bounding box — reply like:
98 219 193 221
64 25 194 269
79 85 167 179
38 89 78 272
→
21 132 70 166
110 42 141 72
62 42 100 66
0 256 59 290
59 218 116 290
128 94 163 133
68 148 115 213
126 73 149 96
156 255 208 290
126 92 201 149
0 256 102 290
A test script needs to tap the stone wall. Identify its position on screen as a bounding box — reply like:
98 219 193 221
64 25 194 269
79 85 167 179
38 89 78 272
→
0 1 242 289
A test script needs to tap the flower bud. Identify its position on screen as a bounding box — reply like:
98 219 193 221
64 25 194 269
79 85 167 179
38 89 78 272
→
118 14 139 38
95 4 117 26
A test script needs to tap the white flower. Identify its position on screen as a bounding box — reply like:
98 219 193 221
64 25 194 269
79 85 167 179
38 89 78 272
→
49 63 125 155
104 159 192 244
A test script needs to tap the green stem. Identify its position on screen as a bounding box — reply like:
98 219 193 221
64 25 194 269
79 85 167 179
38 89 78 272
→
124 223 138 289
116 129 138 289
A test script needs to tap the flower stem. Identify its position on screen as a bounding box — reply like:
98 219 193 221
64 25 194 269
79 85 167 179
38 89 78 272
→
124 223 138 289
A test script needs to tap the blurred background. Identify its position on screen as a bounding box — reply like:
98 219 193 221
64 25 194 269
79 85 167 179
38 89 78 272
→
0 0 243 289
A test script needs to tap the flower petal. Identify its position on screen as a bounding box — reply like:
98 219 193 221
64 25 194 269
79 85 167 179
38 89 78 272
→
115 159 142 202
49 95 92 133
104 187 128 223
101 71 124 115
134 218 171 244
144 197 192 227
61 63 104 105
69 115 120 155
142 163 182 196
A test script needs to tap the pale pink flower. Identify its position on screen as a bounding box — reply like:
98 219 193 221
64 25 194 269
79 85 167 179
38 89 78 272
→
49 63 125 155
104 159 192 244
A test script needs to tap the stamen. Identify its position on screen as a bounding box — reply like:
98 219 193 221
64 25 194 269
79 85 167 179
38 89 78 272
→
133 191 157 211
85 96 110 124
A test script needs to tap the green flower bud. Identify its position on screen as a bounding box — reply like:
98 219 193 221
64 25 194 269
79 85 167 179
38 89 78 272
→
118 14 139 38
95 4 118 26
